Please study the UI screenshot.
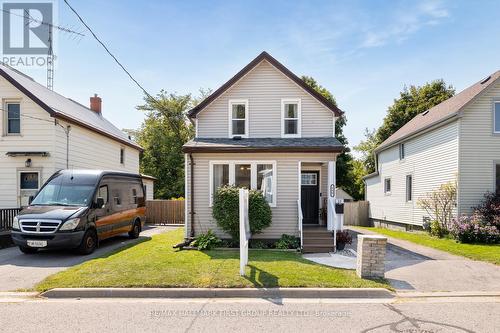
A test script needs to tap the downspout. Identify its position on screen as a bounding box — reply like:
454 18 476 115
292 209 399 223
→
189 153 195 238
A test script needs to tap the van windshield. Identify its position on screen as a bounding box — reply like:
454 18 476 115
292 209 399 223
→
31 172 98 207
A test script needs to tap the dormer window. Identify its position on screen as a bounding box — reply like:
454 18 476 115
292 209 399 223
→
281 98 301 137
229 99 248 138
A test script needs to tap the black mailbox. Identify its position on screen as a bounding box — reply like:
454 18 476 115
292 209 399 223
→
335 202 344 214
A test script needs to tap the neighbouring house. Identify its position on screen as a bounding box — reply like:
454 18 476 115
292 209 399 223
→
182 52 345 252
141 174 156 200
335 188 354 202
365 70 500 228
0 63 143 209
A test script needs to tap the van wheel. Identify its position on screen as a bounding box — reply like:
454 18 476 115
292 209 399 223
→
77 229 97 255
19 246 38 254
128 221 140 239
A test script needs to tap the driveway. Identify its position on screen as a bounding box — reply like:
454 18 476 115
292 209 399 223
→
0 225 178 291
348 227 500 293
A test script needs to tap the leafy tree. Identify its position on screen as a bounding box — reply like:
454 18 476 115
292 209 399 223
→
136 91 195 199
346 159 367 200
301 76 357 198
355 80 455 174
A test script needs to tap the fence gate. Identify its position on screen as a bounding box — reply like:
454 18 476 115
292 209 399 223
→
145 200 185 225
343 201 370 226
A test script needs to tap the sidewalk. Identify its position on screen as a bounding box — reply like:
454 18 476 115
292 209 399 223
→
348 226 500 293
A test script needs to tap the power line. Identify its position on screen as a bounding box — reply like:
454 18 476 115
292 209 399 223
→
0 107 56 124
63 0 154 101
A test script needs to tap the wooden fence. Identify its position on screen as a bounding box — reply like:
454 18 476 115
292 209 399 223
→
0 208 21 231
343 201 370 226
146 200 185 225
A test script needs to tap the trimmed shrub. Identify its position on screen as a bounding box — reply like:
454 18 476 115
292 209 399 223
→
275 234 300 249
449 215 500 244
212 185 272 241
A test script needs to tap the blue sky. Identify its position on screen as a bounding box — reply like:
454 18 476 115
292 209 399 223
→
20 0 500 149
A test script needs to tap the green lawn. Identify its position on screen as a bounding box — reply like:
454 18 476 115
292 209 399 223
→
35 228 388 291
359 227 500 265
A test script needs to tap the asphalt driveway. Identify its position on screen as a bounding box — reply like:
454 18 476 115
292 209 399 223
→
349 227 500 293
0 225 178 291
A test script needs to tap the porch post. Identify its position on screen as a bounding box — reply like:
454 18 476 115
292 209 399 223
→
327 160 336 232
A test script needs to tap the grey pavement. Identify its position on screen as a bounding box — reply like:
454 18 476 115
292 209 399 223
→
0 296 498 332
0 225 178 291
348 227 500 293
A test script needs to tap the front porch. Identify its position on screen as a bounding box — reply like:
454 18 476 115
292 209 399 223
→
298 160 343 253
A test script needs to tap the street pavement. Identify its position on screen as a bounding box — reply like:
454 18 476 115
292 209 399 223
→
0 296 498 332
348 227 500 292
0 225 178 291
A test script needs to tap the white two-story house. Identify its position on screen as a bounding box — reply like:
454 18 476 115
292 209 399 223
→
365 70 500 228
182 52 345 252
0 63 144 209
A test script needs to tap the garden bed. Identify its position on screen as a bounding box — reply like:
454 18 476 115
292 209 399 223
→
34 228 389 291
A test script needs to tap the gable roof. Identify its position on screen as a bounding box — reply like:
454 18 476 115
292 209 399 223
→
0 63 142 151
187 51 343 118
376 70 500 152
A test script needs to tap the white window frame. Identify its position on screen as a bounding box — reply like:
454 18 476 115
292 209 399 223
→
406 174 413 202
4 100 22 136
399 143 405 160
209 160 277 207
228 99 249 138
384 177 392 195
281 98 301 138
494 101 500 134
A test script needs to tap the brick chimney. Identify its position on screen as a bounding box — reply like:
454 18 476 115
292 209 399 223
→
90 94 102 114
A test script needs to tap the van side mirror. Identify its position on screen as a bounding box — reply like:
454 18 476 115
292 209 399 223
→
28 195 34 205
95 197 105 209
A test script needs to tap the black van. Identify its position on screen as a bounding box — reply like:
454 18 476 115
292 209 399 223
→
11 170 146 255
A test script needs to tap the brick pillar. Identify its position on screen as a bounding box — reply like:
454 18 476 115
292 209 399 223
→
356 235 387 279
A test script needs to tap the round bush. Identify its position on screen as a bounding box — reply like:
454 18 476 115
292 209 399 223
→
212 185 272 240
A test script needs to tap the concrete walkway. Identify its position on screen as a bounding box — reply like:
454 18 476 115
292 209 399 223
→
0 225 177 291
348 226 500 293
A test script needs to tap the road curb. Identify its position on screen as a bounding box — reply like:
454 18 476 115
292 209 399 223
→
41 287 395 299
396 291 500 298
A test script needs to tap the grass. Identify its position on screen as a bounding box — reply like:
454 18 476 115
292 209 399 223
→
359 227 500 265
35 228 388 291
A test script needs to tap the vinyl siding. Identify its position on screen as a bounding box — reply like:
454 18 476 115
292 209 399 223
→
196 60 335 138
458 80 500 214
142 179 155 200
185 152 337 239
0 76 56 208
366 120 459 225
54 119 139 173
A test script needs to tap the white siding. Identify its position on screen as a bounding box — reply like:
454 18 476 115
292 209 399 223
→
0 77 56 208
186 152 337 239
196 60 335 138
366 120 459 225
54 119 139 173
458 80 500 214
142 179 154 200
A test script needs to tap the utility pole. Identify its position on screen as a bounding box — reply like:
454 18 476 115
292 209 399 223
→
47 25 54 90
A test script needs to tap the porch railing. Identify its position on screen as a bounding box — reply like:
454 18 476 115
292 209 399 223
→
0 208 21 231
297 199 303 249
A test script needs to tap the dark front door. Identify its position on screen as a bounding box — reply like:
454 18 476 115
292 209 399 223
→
301 171 320 224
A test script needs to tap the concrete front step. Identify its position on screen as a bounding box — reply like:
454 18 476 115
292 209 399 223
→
302 245 335 253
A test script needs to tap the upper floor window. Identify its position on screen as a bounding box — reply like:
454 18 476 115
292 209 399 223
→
399 143 405 160
384 177 391 195
494 101 500 133
5 102 21 135
120 148 125 165
229 99 248 137
281 99 301 137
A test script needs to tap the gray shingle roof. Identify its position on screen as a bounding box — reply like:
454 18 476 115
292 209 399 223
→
377 70 500 152
183 137 344 153
0 63 141 150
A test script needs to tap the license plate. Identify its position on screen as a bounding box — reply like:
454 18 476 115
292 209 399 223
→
27 240 47 248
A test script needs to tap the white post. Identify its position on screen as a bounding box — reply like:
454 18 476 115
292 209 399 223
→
327 161 336 231
239 189 250 276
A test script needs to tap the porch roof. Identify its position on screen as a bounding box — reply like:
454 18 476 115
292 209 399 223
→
182 137 344 153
